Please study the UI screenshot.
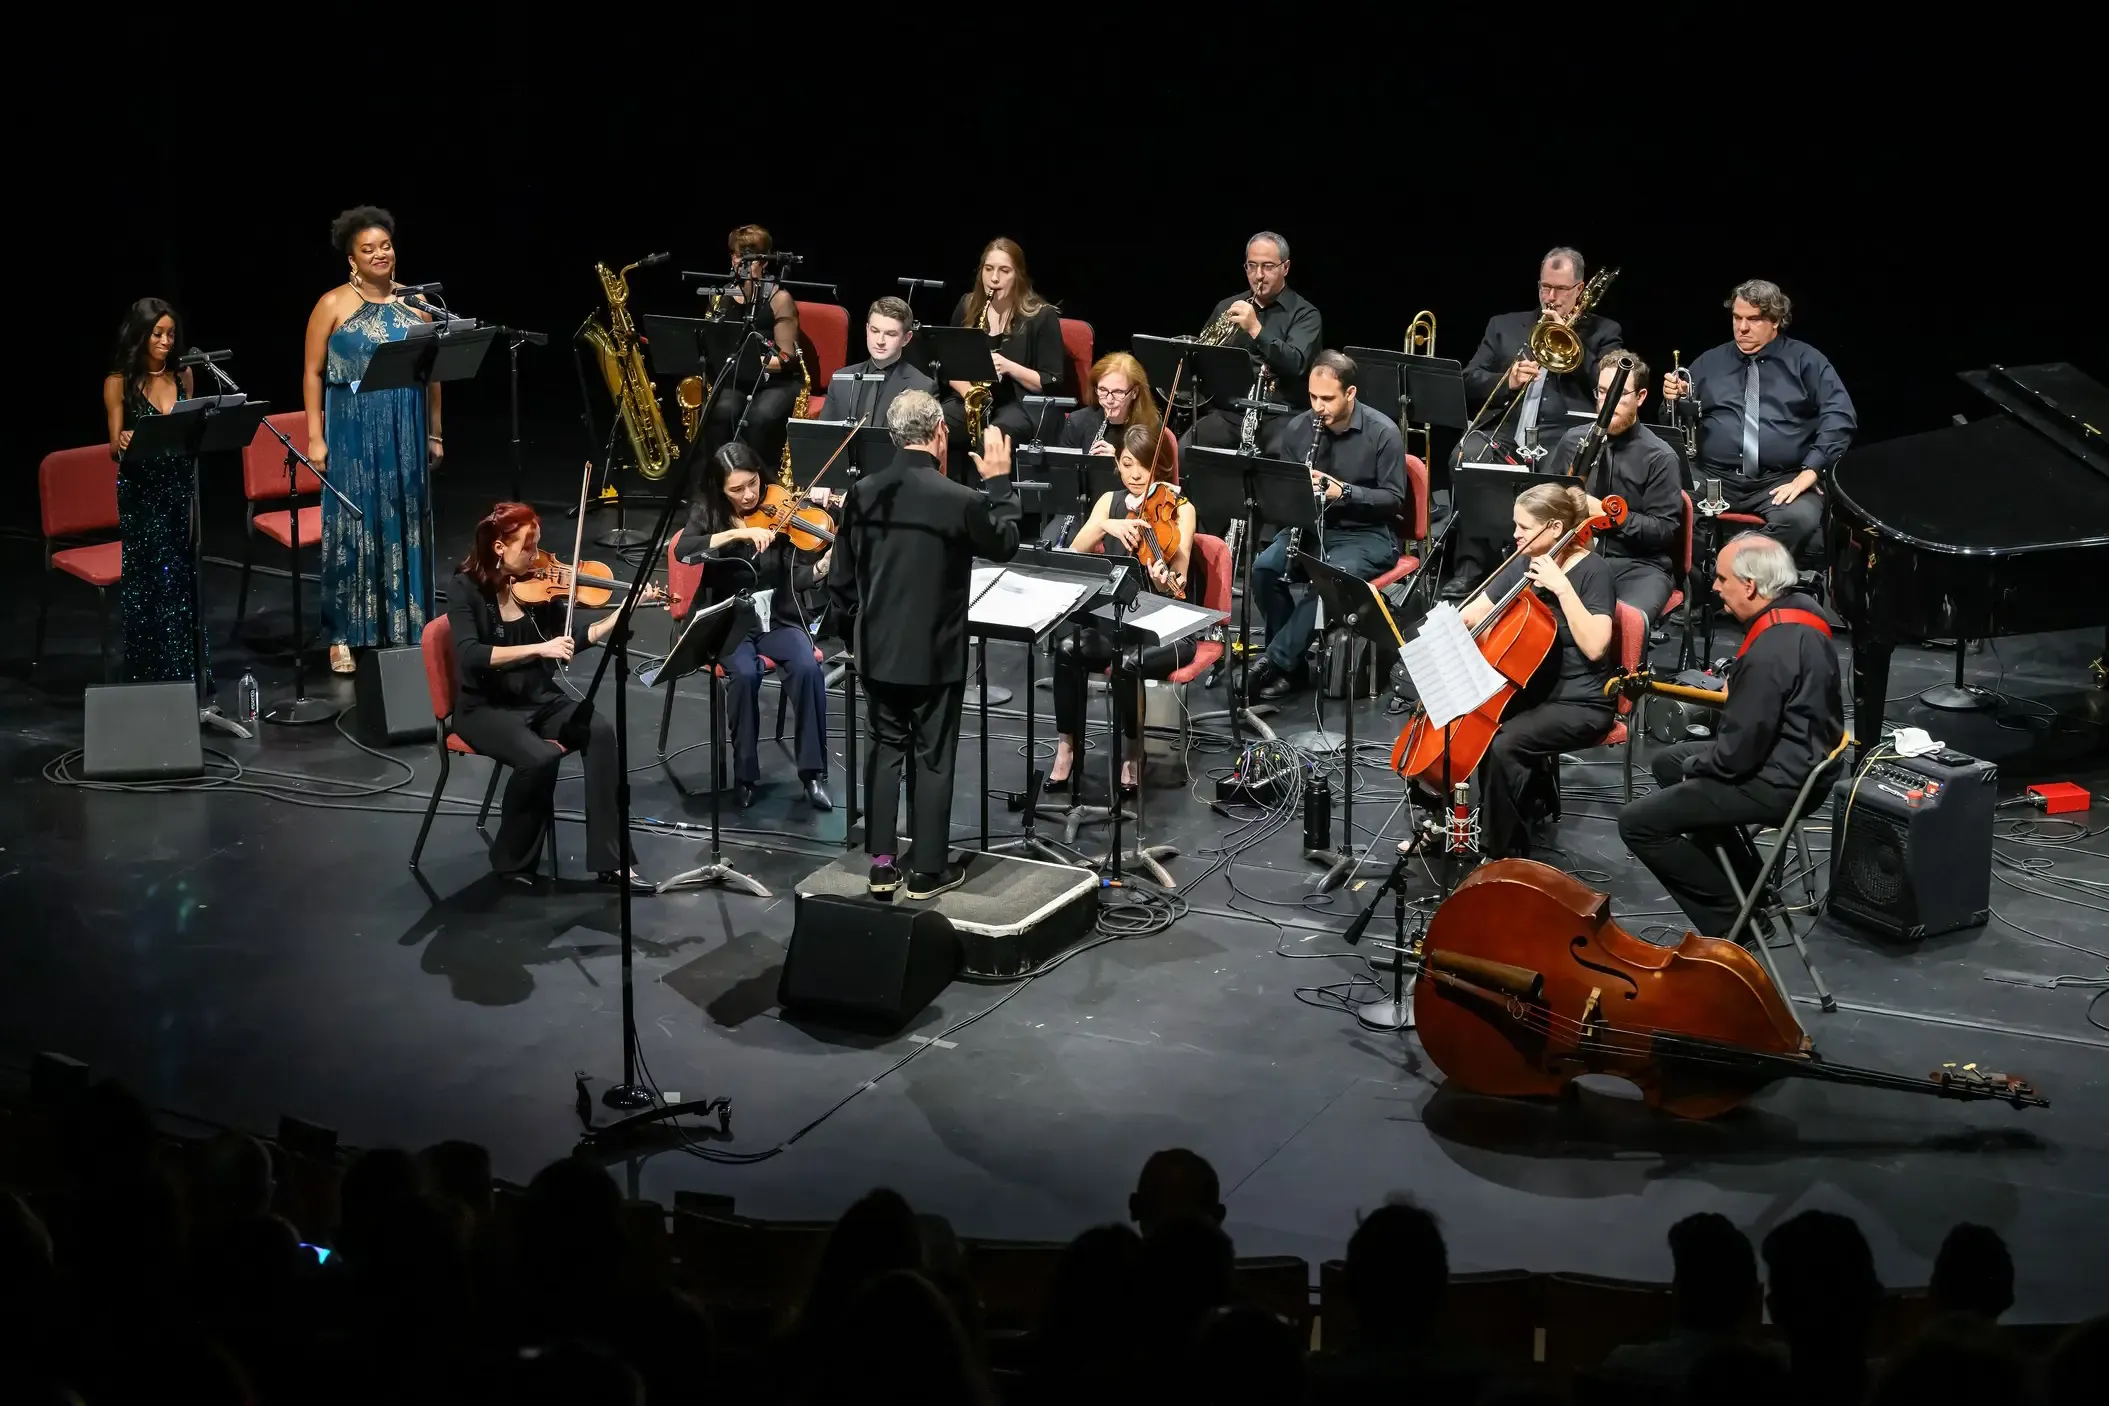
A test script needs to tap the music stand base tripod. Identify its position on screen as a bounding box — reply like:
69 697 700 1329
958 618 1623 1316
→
656 598 770 899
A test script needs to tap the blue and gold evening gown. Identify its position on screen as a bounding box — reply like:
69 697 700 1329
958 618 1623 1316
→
321 297 431 648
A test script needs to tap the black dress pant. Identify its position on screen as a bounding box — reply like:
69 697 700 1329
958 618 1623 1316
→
1711 471 1824 562
1251 527 1400 673
1617 741 1799 938
702 379 801 469
724 624 827 784
863 677 966 871
1477 698 1615 859
1604 557 1675 625
452 694 627 874
1053 628 1199 740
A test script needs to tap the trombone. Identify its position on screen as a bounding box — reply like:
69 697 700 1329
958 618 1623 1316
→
1401 309 1437 467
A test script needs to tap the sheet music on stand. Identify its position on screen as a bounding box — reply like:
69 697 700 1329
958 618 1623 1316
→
1397 602 1504 727
969 567 1096 636
1092 593 1226 648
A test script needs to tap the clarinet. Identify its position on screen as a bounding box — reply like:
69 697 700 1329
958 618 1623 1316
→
1287 415 1326 559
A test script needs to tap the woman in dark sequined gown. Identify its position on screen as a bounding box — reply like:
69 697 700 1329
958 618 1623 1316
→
101 297 205 691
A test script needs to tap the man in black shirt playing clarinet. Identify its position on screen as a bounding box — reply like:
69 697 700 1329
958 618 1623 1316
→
1245 350 1407 702
1664 280 1855 562
828 390 1020 902
1548 351 1684 624
1181 231 1322 455
1619 533 1844 940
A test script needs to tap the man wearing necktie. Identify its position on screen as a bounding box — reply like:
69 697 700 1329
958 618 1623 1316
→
1446 248 1625 599
1666 280 1857 562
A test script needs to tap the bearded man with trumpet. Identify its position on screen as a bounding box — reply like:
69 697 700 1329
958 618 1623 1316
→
1180 231 1323 454
1441 247 1625 600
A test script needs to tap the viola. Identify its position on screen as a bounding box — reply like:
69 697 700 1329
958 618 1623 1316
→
743 483 835 554
1414 859 2049 1119
1390 498 1627 789
509 550 669 609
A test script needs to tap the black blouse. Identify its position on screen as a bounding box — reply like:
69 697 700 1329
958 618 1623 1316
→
949 296 1067 410
447 572 594 713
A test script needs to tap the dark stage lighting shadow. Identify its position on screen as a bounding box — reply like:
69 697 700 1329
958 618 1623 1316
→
398 870 698 1006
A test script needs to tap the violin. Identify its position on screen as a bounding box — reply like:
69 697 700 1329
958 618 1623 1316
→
1389 497 1627 788
509 550 670 609
1413 859 2049 1119
743 483 835 554
1115 481 1187 599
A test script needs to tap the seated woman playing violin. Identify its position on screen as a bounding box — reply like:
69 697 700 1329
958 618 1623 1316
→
1433 480 1617 859
1048 425 1198 794
449 501 667 890
678 440 834 812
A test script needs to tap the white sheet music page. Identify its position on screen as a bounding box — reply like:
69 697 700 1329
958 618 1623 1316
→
1398 602 1505 727
970 570 1094 635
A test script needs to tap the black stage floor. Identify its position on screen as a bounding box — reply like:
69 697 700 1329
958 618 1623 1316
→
5 438 2107 1324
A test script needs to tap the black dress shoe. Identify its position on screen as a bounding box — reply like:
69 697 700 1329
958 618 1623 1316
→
736 782 757 809
1255 667 1304 702
596 868 655 893
904 861 967 901
868 860 902 900
803 777 833 811
1244 657 1282 700
1437 573 1477 602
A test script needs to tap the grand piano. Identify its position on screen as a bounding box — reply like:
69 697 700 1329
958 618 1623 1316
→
1828 362 2109 755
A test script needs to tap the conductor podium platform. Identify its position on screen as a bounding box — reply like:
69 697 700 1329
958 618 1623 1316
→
793 850 1100 978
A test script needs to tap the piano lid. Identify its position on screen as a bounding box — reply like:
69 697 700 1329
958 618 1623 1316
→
1960 362 2109 481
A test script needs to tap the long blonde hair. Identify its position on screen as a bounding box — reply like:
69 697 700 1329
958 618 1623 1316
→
1090 351 1161 444
963 237 1052 326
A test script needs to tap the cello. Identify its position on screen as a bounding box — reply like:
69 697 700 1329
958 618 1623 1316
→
1388 496 1628 788
1413 860 2049 1119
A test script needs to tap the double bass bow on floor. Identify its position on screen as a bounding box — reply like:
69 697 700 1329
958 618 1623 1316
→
1411 860 2049 1120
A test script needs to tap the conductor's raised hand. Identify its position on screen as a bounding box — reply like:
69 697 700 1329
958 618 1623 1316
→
971 426 1012 479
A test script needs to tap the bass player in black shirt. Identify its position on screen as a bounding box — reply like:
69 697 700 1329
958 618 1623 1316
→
1618 533 1845 939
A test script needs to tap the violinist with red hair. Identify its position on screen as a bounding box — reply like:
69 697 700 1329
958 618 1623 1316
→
448 502 664 890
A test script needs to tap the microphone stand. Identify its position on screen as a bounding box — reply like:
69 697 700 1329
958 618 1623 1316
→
1342 851 1417 1031
193 354 363 727
501 325 549 504
570 327 763 1116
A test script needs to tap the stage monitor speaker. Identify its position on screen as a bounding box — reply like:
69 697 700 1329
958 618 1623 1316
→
779 894 962 1032
1827 748 1996 941
81 681 203 781
355 646 434 746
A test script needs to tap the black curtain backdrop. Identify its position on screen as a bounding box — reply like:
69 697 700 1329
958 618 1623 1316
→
16 22 2093 522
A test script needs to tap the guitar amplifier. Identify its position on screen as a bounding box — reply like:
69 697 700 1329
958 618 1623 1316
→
1826 748 1996 940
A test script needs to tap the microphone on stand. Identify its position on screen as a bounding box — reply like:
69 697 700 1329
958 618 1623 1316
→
391 281 444 296
633 252 672 268
179 347 232 366
896 277 944 289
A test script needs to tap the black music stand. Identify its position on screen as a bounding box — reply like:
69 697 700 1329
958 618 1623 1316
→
1183 444 1321 746
787 418 890 481
649 575 768 897
918 324 998 392
1018 394 1076 449
1132 335 1254 421
1014 445 1094 538
123 395 271 732
1448 465 1576 599
1345 347 1469 496
1293 550 1409 892
821 368 888 430
639 314 712 382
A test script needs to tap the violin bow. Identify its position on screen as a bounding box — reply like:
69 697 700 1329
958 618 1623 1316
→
561 459 592 656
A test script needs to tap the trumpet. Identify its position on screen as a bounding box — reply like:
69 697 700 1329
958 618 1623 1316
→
1666 348 1699 464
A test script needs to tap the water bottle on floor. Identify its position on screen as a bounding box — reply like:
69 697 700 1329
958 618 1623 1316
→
238 671 261 726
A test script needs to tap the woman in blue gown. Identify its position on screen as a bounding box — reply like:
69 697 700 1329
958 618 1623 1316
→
304 205 441 674
101 297 204 689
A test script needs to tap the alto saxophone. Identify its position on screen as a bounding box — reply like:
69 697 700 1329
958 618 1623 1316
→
963 300 993 447
581 259 679 480
780 343 810 487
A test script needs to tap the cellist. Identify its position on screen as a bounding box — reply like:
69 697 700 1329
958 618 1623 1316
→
1421 481 1619 859
1618 533 1843 939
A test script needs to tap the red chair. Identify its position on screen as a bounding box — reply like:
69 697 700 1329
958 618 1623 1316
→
1367 453 1432 592
410 615 563 875
1601 599 1649 800
233 412 320 640
1058 318 1093 403
658 531 825 787
1166 533 1234 754
1663 489 1694 627
35 444 124 680
795 301 850 417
